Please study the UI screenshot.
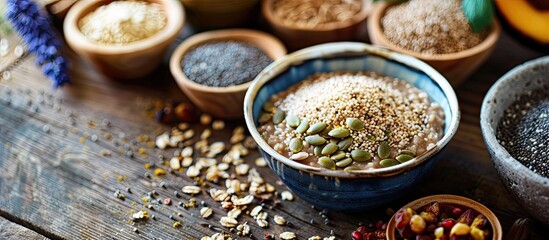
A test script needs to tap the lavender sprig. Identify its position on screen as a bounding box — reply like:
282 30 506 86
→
6 0 70 88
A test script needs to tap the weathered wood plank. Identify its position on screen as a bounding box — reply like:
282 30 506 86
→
0 216 47 240
0 29 547 240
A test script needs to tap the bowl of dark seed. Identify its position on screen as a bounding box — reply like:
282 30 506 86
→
262 0 371 51
169 29 286 119
64 0 184 79
480 56 549 226
244 42 460 210
367 0 500 86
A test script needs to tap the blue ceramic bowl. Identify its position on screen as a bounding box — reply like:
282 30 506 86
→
244 42 460 210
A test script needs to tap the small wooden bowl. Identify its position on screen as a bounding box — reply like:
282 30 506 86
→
63 0 184 79
180 0 259 30
262 0 371 51
386 194 503 240
169 29 286 119
367 2 500 86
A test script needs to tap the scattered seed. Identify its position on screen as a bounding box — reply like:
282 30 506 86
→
280 232 297 239
250 206 263 217
212 120 225 130
257 219 269 228
295 119 310 134
380 159 400 167
396 154 414 163
314 145 324 156
273 109 286 124
259 113 272 124
351 149 372 162
335 157 352 167
255 157 267 167
318 156 335 169
399 149 416 156
200 114 212 125
321 143 338 156
305 135 326 145
337 138 352 151
220 217 238 227
346 118 364 130
331 150 346 161
170 157 181 170
328 128 350 138
42 124 50 133
378 141 391 159
274 215 287 225
262 102 275 112
290 152 309 161
307 122 327 134
281 191 294 201
289 137 303 153
286 115 300 128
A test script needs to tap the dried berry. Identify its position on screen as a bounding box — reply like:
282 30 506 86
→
424 201 441 217
457 209 475 225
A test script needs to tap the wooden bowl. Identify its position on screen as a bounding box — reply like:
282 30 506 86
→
180 0 259 30
386 194 503 240
262 0 371 51
63 0 184 79
169 29 286 120
367 2 501 86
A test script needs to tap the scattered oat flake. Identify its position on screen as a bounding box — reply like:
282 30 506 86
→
170 157 181 170
308 237 322 240
254 157 267 167
235 164 250 175
280 232 297 239
200 207 213 218
250 206 262 217
231 195 254 205
257 219 268 228
281 191 294 201
227 208 242 219
274 215 286 225
182 186 201 194
220 216 238 227
186 166 200 177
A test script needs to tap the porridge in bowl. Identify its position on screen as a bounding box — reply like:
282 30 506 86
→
257 72 445 170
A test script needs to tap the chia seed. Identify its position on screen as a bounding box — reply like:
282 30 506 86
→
181 41 272 87
497 89 549 178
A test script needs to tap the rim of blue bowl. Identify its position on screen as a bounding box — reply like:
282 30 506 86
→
480 56 549 184
244 42 460 178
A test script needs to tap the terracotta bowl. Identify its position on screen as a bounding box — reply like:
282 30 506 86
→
262 0 371 51
387 194 503 240
480 56 549 226
169 29 286 120
180 0 259 30
367 2 500 86
243 42 460 210
64 0 184 79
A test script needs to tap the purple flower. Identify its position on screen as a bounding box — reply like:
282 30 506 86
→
6 0 70 88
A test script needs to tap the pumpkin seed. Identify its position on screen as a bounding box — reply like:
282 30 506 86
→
321 143 338 156
305 135 326 145
337 138 352 151
289 138 303 153
351 149 371 162
344 166 360 171
317 156 335 169
286 115 300 128
258 113 271 124
336 157 352 167
320 124 334 136
273 110 286 124
331 150 346 160
329 138 339 144
314 145 324 156
346 118 364 130
380 159 400 167
295 119 309 134
399 149 416 156
378 141 391 159
396 154 414 163
262 102 275 113
328 128 350 138
307 122 327 134
290 152 308 161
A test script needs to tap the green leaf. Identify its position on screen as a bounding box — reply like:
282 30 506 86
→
462 0 494 33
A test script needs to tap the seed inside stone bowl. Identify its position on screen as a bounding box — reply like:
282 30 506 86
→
257 72 445 170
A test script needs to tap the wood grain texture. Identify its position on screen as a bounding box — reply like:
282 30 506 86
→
0 29 547 240
0 216 47 240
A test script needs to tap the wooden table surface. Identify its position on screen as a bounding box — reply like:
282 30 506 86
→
1 25 548 239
